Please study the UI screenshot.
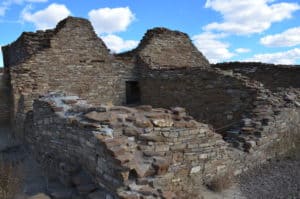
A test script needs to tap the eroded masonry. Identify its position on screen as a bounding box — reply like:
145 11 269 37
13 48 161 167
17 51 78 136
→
1 17 300 198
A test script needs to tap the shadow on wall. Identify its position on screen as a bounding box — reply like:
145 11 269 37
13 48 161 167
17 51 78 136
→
0 70 11 125
139 68 257 129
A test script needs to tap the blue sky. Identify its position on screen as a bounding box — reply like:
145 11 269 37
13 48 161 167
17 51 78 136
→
1 0 300 67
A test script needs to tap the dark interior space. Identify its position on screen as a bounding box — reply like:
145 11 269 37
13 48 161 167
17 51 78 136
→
126 81 141 105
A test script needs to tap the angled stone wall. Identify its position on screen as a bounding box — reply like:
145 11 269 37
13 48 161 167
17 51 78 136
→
28 93 231 198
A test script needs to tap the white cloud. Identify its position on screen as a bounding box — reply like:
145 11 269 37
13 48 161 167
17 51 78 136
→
88 7 135 34
204 0 300 35
235 48 251 53
21 3 71 30
260 27 300 47
101 34 138 53
246 48 300 64
192 32 235 63
0 0 47 16
0 7 6 16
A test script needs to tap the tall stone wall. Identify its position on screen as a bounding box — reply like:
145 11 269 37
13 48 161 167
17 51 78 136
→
139 67 257 129
122 27 209 69
2 17 137 137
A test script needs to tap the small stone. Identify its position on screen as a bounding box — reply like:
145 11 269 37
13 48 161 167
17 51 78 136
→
130 152 156 178
151 118 173 127
138 133 166 142
134 116 153 128
84 111 116 124
62 99 78 104
244 140 256 152
152 157 170 175
162 191 176 199
123 126 143 136
190 166 201 174
284 93 297 102
171 107 186 116
136 105 152 112
294 101 300 107
110 106 134 113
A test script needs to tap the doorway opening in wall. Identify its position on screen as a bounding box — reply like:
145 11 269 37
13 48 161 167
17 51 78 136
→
126 81 141 105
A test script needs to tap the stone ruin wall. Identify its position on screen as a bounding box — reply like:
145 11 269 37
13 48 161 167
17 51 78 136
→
0 68 11 124
2 17 138 137
138 67 257 129
1 16 300 198
214 62 300 92
25 93 230 198
127 27 210 69
24 92 300 198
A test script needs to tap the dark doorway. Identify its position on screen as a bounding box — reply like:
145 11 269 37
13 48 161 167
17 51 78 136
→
126 81 141 105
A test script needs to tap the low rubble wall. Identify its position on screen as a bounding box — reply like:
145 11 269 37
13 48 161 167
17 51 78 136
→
26 93 231 198
24 92 300 198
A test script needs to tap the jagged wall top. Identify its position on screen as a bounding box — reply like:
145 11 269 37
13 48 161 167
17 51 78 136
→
2 17 210 70
2 17 109 67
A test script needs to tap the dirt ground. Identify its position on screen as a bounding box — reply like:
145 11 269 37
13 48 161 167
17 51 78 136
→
239 154 300 199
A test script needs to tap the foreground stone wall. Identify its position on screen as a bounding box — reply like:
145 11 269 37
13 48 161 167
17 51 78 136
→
27 93 231 198
25 92 300 198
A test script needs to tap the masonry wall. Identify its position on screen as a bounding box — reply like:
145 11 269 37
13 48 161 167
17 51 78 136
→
26 93 232 198
139 67 257 129
25 93 300 198
2 31 54 67
133 27 210 69
0 71 11 124
214 62 300 91
3 17 137 137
